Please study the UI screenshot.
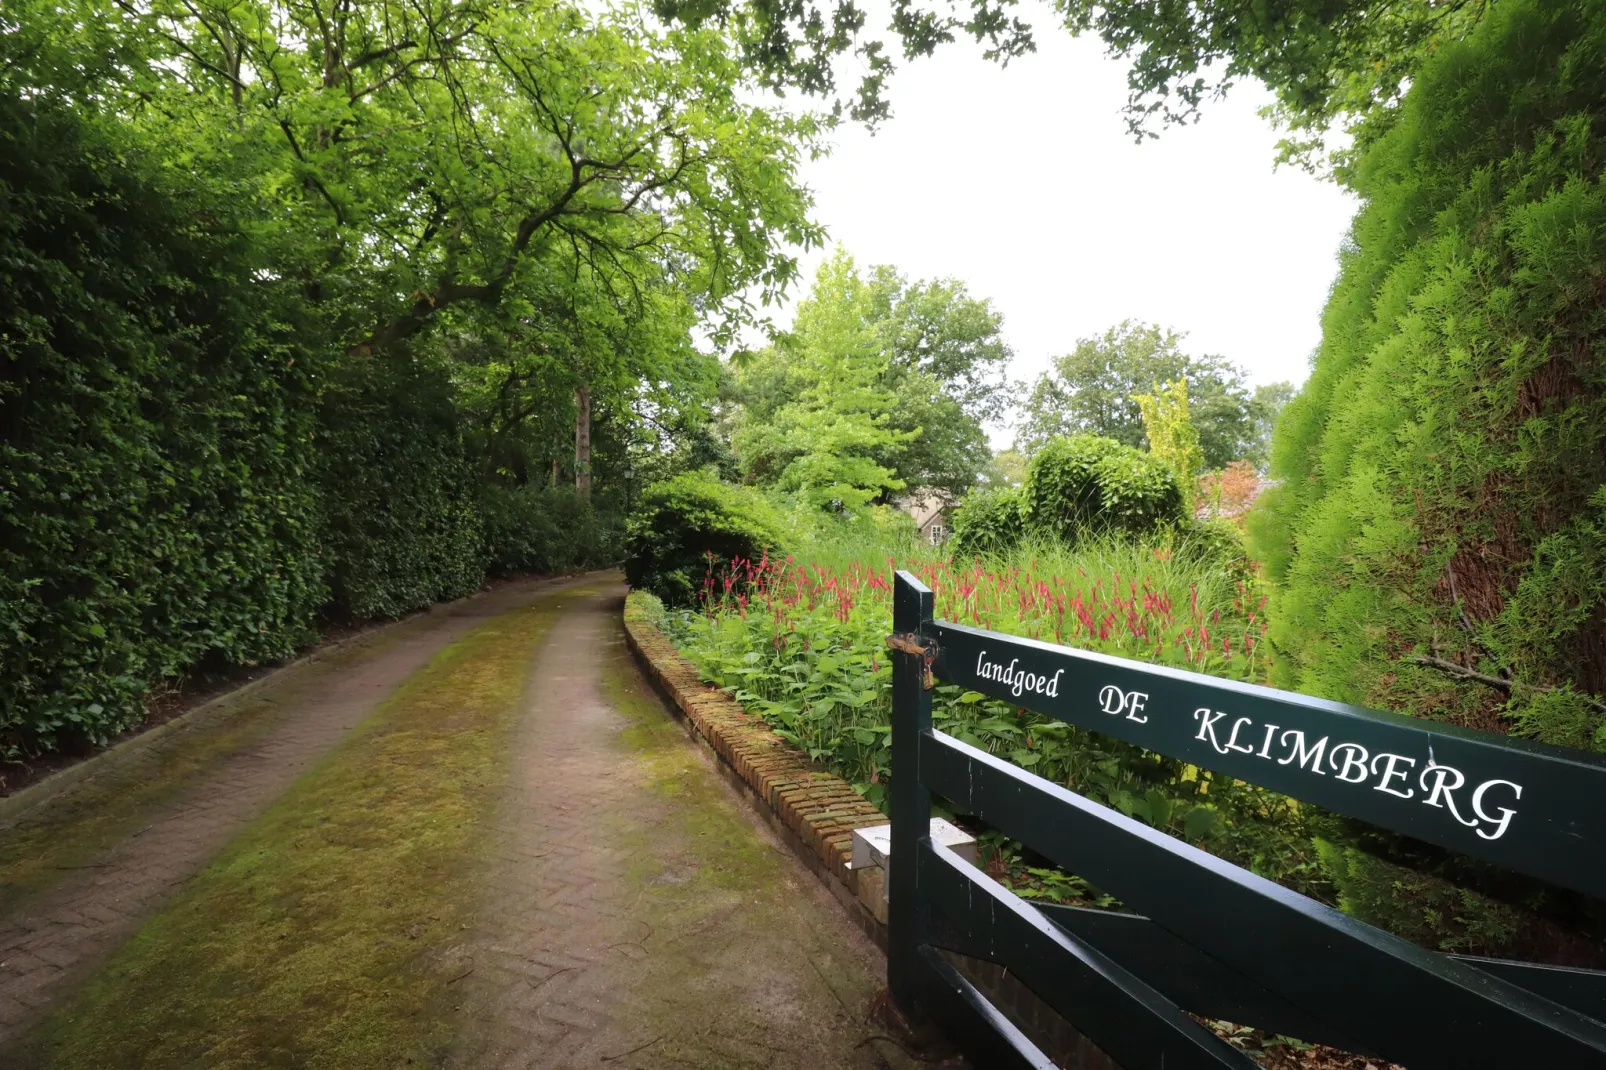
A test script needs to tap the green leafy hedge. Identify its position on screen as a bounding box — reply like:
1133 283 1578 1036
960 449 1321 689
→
950 485 1025 559
0 94 616 757
480 484 617 577
0 94 326 753
1022 434 1183 542
1246 0 1606 955
623 472 788 606
317 354 486 621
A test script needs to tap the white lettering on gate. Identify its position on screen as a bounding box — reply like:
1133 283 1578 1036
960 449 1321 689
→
1471 779 1522 840
970 652 1532 844
1178 700 1522 841
1099 685 1149 723
1278 730 1328 773
1330 743 1370 783
974 650 1065 700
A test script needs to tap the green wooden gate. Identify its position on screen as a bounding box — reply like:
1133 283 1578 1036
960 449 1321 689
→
887 570 1606 1068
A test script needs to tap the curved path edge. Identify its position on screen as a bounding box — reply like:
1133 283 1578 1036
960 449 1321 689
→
0 572 598 1043
621 595 891 944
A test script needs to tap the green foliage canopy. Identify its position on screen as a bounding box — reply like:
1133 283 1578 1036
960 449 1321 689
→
1017 321 1263 469
732 249 1009 503
654 0 1486 170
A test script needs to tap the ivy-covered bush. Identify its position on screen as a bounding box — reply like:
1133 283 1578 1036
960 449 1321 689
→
480 484 619 576
950 485 1025 559
624 472 788 606
1022 434 1183 541
0 94 326 754
317 353 486 621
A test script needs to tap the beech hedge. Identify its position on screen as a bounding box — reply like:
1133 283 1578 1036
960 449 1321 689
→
0 94 608 757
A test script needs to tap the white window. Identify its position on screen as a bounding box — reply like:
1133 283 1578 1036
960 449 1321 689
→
929 523 946 545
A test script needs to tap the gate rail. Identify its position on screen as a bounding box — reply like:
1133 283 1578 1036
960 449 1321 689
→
886 570 1606 1068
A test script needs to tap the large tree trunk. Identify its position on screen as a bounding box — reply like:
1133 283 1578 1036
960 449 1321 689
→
574 383 591 499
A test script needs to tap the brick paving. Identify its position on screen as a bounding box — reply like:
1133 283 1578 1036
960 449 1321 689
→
0 574 590 1044
449 584 899 1069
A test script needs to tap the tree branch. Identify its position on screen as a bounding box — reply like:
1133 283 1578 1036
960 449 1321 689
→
1406 655 1606 714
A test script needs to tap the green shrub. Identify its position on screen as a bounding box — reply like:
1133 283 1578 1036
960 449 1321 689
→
1314 839 1523 955
1242 0 1606 955
480 484 620 576
1174 518 1255 584
1022 434 1183 542
624 472 788 606
316 352 485 621
0 93 326 755
950 486 1026 559
1248 0 1606 743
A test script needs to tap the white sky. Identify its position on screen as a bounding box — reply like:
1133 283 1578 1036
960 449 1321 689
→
759 4 1359 434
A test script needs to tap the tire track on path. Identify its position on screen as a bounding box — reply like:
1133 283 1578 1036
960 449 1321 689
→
0 573 595 1043
450 584 898 1069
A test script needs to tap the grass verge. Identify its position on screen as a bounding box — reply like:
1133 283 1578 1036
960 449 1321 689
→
12 583 592 1069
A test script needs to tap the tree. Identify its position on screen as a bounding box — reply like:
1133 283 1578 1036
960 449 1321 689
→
733 251 912 514
21 0 822 359
864 265 1014 425
1134 378 1205 516
1247 381 1297 471
1016 321 1255 469
1247 0 1606 748
731 249 1008 500
981 449 1028 488
653 0 1486 170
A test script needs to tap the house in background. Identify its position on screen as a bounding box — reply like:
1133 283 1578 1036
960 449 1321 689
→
901 493 952 545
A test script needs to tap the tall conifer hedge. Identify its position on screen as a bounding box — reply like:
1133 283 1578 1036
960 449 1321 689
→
1251 0 1606 752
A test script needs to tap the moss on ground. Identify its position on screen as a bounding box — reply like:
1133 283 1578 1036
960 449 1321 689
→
0 625 413 918
11 585 595 1069
595 627 889 1069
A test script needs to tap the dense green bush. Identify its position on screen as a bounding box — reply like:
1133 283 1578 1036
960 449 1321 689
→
0 94 326 754
1174 518 1255 584
1248 0 1606 744
317 354 486 621
480 484 620 576
949 486 1026 558
1245 0 1606 956
624 472 788 606
1022 434 1183 542
1313 839 1523 955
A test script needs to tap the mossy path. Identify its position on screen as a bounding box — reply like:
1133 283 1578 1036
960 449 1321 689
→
450 582 894 1069
0 577 899 1068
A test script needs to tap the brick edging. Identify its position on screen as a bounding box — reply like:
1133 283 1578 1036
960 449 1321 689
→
622 594 891 945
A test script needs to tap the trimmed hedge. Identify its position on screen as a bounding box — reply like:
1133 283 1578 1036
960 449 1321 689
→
0 94 326 754
0 94 618 757
317 353 485 621
480 484 617 577
950 486 1025 559
624 472 788 606
1021 434 1184 542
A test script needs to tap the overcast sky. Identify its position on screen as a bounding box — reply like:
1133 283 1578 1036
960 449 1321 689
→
759 3 1359 430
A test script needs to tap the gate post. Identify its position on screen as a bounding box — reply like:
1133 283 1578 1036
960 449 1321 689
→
889 570 935 1018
